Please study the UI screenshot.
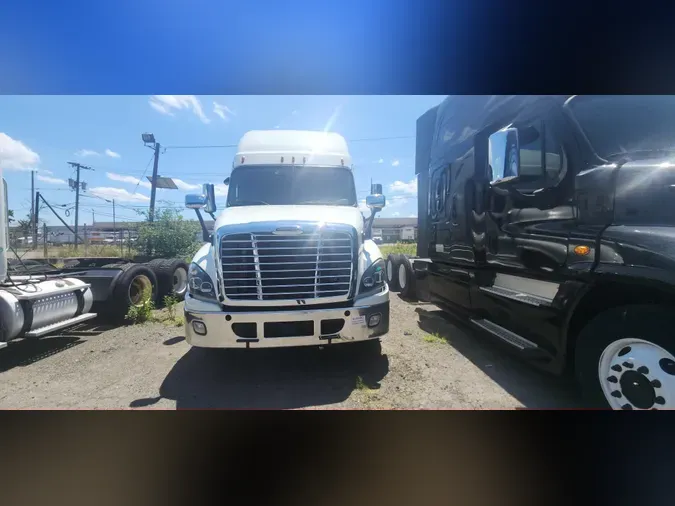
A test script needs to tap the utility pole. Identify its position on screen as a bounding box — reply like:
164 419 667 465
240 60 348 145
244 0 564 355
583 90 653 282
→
112 199 117 251
148 142 161 222
68 162 93 250
92 209 95 226
31 170 36 249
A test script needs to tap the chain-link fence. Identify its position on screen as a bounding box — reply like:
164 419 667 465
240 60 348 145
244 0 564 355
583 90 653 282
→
8 225 140 263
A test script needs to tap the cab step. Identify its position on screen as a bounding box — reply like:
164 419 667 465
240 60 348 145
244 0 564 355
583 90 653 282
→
479 285 553 307
24 313 98 338
470 318 539 350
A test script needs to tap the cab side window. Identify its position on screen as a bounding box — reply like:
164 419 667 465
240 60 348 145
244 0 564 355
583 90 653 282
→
513 120 565 191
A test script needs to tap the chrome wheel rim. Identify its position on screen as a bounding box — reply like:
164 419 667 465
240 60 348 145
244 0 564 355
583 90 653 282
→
598 338 675 410
128 275 153 307
173 267 188 295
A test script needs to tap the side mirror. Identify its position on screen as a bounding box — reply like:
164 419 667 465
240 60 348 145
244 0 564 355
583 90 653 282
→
488 127 520 185
223 177 230 185
366 194 386 211
185 193 206 210
371 183 383 195
203 183 217 214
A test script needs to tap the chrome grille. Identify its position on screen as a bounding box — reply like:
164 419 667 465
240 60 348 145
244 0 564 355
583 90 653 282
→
220 231 354 301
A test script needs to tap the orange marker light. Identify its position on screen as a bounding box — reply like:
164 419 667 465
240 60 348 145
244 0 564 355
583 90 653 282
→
574 245 591 256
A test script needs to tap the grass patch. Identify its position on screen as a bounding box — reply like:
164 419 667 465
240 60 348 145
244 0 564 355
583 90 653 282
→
50 244 136 258
423 332 448 344
155 295 185 327
355 376 372 391
125 287 155 324
380 243 417 257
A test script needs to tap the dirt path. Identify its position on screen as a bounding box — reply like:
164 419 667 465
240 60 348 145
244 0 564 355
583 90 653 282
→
0 296 581 409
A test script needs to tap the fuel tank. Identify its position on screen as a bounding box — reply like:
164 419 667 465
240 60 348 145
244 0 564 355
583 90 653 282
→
0 278 93 341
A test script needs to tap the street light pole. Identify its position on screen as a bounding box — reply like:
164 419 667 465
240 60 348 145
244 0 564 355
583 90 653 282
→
148 142 161 222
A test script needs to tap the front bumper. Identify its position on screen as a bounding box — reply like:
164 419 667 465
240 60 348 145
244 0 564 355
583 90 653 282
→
184 287 389 349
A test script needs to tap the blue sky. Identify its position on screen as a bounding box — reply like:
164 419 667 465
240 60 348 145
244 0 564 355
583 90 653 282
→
0 95 446 226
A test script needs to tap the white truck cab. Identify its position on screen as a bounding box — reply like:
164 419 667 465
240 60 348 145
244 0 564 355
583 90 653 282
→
184 130 389 350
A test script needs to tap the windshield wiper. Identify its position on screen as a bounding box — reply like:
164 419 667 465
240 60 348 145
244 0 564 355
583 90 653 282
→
229 199 271 206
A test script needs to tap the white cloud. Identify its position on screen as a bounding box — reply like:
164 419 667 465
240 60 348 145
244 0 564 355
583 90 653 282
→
291 110 299 116
377 158 384 164
389 178 418 196
106 172 151 189
89 187 150 203
105 149 121 158
213 101 235 121
0 132 40 171
37 175 66 185
392 211 400 217
75 149 100 157
149 95 210 123
274 125 280 129
391 159 400 167
40 169 53 175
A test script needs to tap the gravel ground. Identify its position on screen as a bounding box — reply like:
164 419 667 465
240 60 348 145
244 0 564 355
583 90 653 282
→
0 295 582 409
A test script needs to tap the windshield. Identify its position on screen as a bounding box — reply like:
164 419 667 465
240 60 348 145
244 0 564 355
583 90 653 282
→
226 165 357 207
569 95 675 160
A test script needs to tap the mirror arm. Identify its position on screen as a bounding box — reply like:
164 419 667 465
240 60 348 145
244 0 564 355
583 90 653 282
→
364 208 379 239
194 209 211 243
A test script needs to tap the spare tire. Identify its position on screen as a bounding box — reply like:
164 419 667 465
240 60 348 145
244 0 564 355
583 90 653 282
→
386 254 400 292
146 258 189 301
107 264 158 322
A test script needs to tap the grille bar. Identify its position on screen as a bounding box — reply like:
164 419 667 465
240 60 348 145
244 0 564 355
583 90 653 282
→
220 229 354 302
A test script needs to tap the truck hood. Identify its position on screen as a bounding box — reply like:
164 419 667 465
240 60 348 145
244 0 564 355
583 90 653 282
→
213 205 364 233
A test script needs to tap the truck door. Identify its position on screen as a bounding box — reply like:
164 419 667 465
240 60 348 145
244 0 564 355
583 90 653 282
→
427 156 474 313
471 102 576 353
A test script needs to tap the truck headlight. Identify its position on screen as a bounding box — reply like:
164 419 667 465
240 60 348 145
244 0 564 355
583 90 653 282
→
188 263 217 301
360 258 385 294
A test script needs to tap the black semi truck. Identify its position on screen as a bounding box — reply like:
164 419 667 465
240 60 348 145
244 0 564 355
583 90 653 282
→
386 95 675 409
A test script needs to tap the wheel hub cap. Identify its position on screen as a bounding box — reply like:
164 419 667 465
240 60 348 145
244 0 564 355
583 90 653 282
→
619 371 655 409
599 338 675 410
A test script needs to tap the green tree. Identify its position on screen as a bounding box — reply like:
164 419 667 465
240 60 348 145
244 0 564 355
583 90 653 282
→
135 208 201 259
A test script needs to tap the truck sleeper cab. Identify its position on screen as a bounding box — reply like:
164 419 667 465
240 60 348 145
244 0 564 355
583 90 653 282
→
184 130 389 350
413 95 675 409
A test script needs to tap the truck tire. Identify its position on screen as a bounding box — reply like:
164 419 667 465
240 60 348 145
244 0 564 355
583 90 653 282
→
146 258 189 301
386 254 401 292
398 255 417 301
574 304 675 410
107 264 158 322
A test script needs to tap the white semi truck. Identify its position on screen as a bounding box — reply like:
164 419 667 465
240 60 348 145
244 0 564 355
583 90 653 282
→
184 130 390 354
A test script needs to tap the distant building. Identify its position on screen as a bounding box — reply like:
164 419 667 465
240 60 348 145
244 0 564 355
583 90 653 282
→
371 217 418 243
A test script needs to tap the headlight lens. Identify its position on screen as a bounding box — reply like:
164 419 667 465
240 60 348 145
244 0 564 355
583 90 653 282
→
360 258 385 294
188 262 217 301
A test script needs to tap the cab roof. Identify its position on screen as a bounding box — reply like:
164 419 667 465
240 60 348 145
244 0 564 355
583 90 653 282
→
234 130 352 169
